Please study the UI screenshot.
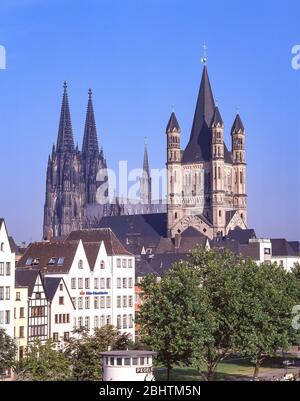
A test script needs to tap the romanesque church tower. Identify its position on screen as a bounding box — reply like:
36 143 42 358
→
166 63 247 239
43 83 108 239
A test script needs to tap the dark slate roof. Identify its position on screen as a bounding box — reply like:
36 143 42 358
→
82 89 99 155
166 112 180 132
225 210 237 226
181 226 205 237
17 241 79 273
231 114 245 134
56 82 74 152
155 234 208 254
8 236 19 254
98 213 167 239
136 254 190 278
0 218 4 230
43 277 62 301
82 242 101 268
210 237 241 255
15 269 40 296
240 243 260 261
66 228 132 256
271 239 300 257
288 241 300 253
211 106 224 127
227 228 257 245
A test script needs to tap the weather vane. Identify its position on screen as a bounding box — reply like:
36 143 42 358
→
201 43 207 65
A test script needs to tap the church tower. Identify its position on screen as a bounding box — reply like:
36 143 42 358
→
140 141 151 206
231 114 247 225
43 82 84 238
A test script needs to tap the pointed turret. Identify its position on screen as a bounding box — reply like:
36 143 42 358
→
211 106 224 127
143 140 150 176
182 65 215 162
141 140 151 205
231 114 244 134
56 82 74 152
166 111 180 133
82 88 99 155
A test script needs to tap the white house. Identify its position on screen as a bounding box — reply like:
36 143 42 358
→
0 218 15 338
271 239 300 271
17 228 136 340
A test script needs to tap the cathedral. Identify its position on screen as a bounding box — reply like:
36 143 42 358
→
43 56 248 241
166 62 247 239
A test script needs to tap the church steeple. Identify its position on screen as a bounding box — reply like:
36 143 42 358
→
182 64 215 163
82 88 99 155
143 140 150 177
56 81 74 153
140 140 151 206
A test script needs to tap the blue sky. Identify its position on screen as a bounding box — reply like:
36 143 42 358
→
0 0 299 243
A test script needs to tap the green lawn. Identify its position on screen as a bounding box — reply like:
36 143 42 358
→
154 355 296 381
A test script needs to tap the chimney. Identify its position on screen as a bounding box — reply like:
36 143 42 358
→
174 233 181 249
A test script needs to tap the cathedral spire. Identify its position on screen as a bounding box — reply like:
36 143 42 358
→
56 81 74 152
143 138 150 176
82 88 99 155
166 111 180 133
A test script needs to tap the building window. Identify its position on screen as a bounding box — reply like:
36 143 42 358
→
100 315 105 327
94 316 99 328
106 296 111 308
5 263 11 276
70 278 76 289
240 171 243 184
78 260 83 269
128 259 133 268
219 210 221 218
0 262 4 276
122 278 127 288
123 315 127 329
128 278 133 288
117 358 122 366
110 357 115 366
53 332 59 342
106 278 111 289
78 317 83 327
117 315 121 329
14 308 16 320
128 296 133 308
35 292 41 300
19 347 24 360
94 296 99 309
64 332 69 341
85 297 90 309
122 259 127 268
123 296 127 308
19 326 25 338
100 296 105 309
128 314 133 328
85 278 90 289
124 358 130 366
0 242 4 252
0 311 3 324
57 257 65 265
132 357 138 366
78 297 83 309
55 314 58 324
78 278 83 289
100 261 105 269
117 278 121 288
264 248 271 255
117 296 121 308
94 278 99 289
5 311 10 324
20 307 25 318
66 314 70 323
106 315 111 325
59 283 63 291
16 291 21 301
117 258 121 268
0 287 3 300
85 317 90 330
59 296 64 305
100 278 105 289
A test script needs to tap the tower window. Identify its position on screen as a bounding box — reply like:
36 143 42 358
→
218 167 221 180
219 210 221 217
175 212 178 219
240 171 243 184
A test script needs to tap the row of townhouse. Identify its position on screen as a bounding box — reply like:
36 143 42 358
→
0 219 136 378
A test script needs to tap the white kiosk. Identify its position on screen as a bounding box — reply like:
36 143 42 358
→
101 350 157 381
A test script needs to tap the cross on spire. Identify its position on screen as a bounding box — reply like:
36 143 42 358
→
201 43 207 65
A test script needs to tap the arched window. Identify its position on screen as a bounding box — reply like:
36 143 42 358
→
240 171 243 184
0 242 4 252
100 261 105 269
175 212 178 219
78 259 83 269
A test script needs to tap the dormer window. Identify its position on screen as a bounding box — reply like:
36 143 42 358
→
100 261 105 269
25 258 33 266
0 243 4 252
32 258 40 266
48 257 56 265
78 259 83 269
57 257 65 266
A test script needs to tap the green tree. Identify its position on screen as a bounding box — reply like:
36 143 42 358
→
0 328 17 375
16 339 71 381
189 247 247 381
65 325 132 381
138 263 211 381
236 262 300 380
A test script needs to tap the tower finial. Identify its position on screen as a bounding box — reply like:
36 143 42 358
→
144 136 147 146
201 43 207 65
88 88 92 99
63 81 67 90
